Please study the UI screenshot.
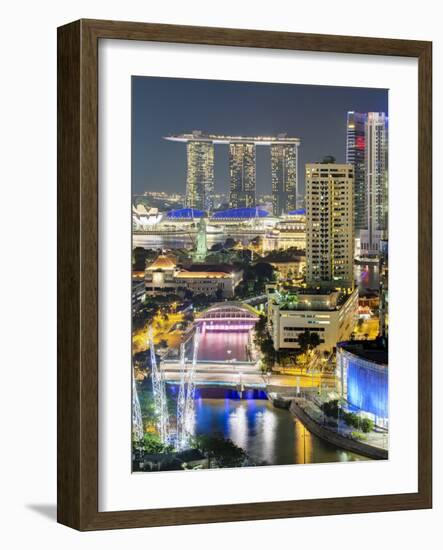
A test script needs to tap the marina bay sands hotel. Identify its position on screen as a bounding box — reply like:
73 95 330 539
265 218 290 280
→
164 131 301 216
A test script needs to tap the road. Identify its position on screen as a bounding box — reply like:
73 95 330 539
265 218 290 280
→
161 367 336 391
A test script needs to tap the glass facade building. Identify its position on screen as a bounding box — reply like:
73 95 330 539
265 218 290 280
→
346 111 367 232
271 143 298 216
186 140 215 212
360 112 389 257
229 142 256 208
337 341 388 427
164 132 300 212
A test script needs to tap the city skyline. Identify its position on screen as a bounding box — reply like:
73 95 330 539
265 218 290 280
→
131 76 390 472
132 76 388 198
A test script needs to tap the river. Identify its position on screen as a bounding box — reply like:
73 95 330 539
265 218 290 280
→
138 380 367 466
198 329 250 362
191 390 367 466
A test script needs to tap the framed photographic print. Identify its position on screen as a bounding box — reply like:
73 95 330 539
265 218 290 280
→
57 19 432 530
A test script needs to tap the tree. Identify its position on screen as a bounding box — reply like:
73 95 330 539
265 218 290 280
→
321 399 340 419
139 433 173 454
223 238 237 249
252 262 275 281
297 330 321 354
360 418 374 433
254 315 268 346
215 287 224 300
195 434 247 468
260 335 276 369
184 289 194 300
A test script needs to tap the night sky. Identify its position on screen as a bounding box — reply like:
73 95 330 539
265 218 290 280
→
132 76 388 198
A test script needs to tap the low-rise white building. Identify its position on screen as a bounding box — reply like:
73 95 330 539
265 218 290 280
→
144 254 243 299
267 285 358 352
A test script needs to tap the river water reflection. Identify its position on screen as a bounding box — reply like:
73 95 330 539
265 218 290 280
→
191 391 367 465
144 383 367 466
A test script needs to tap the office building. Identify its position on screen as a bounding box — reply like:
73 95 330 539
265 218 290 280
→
360 112 388 257
346 111 367 233
267 285 358 353
378 239 389 337
305 158 354 290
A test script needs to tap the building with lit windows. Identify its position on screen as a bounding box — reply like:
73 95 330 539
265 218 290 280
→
132 280 146 313
346 111 367 234
144 254 243 298
305 157 354 290
271 142 299 215
274 208 306 249
267 285 358 352
360 112 388 257
164 132 300 211
229 142 256 208
378 239 389 336
185 136 215 211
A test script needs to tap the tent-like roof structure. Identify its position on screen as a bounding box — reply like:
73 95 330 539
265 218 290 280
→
211 207 269 219
287 208 306 216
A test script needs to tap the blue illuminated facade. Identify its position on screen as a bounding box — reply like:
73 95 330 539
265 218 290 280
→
211 207 269 219
167 208 204 219
337 341 388 427
288 208 306 216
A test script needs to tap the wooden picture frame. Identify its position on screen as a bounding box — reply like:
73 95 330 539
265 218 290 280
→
57 19 432 530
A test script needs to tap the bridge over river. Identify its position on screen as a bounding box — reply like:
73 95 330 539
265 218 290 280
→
160 301 335 392
160 302 262 389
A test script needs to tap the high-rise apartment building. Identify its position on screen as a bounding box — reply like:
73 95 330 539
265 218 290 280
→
346 111 367 233
185 137 215 211
306 157 354 290
271 142 298 215
360 112 388 257
229 142 256 208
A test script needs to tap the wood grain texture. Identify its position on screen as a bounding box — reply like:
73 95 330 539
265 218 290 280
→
57 20 81 528
57 19 432 531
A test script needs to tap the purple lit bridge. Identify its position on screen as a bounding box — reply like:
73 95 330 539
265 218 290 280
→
160 302 265 389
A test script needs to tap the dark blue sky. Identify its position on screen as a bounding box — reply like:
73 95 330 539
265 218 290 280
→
132 77 388 197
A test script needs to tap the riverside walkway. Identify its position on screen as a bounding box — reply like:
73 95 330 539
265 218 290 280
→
289 397 388 460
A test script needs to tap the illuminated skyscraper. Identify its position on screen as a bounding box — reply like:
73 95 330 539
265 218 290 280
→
229 142 256 208
346 111 367 232
306 157 354 290
379 239 388 337
271 141 299 215
360 112 388 257
164 133 300 211
185 136 214 211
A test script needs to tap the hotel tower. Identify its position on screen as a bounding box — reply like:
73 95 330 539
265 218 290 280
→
165 132 300 212
229 142 256 208
271 140 298 216
185 132 215 211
